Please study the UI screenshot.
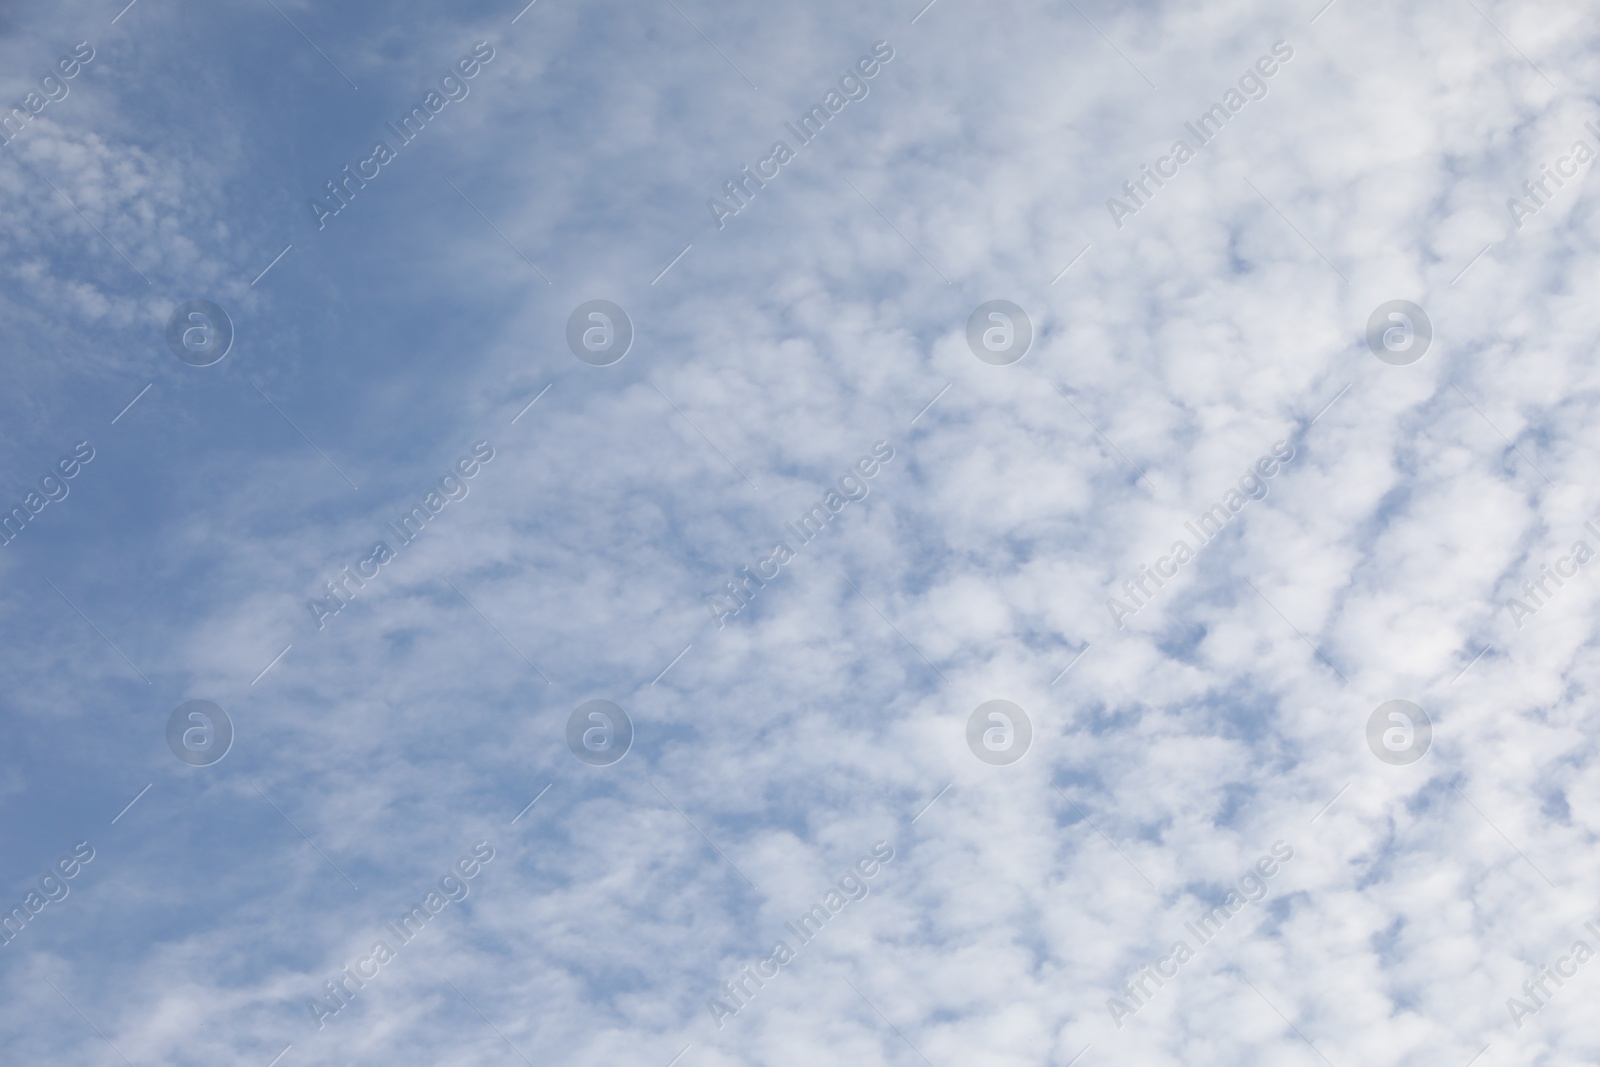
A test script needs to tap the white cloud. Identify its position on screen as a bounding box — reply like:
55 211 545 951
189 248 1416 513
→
4 0 1600 1064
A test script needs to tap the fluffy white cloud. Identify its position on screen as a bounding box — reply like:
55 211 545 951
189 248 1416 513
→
2 0 1600 1064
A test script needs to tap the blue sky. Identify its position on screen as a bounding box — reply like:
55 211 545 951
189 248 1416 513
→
3 0 1600 1064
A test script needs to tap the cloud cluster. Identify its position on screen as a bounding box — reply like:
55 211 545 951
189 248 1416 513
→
2 0 1600 1065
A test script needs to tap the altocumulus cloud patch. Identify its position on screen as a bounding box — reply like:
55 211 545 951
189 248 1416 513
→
4 1 1600 1065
